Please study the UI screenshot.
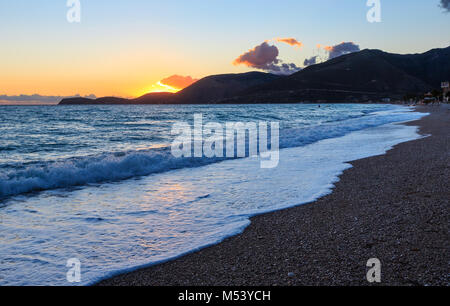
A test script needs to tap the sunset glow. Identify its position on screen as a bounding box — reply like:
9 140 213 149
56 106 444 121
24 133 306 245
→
147 81 181 94
0 0 448 102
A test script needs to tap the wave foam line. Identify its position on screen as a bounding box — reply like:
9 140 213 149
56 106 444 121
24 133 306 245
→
0 107 426 199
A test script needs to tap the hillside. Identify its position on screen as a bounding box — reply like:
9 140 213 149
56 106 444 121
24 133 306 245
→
175 72 280 104
227 47 450 103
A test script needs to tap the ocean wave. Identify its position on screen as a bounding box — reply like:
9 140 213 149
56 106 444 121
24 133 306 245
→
0 107 425 199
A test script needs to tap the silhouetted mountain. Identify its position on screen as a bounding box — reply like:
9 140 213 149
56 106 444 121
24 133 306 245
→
226 47 450 103
59 93 175 105
376 47 450 88
59 47 450 105
174 72 280 103
131 92 175 104
59 72 278 105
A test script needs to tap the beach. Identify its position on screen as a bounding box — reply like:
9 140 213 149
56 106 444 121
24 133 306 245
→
97 104 449 286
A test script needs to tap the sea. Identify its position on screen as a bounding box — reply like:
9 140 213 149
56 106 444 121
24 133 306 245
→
0 104 427 285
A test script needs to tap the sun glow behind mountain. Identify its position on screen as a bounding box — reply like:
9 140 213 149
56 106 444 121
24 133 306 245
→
148 81 181 93
140 75 199 96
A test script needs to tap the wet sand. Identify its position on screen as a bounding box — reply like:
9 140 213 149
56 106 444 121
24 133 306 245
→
98 105 449 286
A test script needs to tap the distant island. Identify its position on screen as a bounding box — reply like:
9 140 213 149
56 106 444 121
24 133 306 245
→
59 46 450 105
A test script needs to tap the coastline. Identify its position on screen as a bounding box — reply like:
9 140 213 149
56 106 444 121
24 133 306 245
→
97 105 449 286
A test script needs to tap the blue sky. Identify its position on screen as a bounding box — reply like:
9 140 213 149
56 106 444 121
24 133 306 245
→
0 0 449 97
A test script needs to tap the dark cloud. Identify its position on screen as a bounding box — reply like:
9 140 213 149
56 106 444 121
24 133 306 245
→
275 62 302 75
233 42 279 70
233 42 301 75
302 42 360 67
441 0 449 11
324 42 360 60
0 94 96 104
160 75 198 89
303 55 318 67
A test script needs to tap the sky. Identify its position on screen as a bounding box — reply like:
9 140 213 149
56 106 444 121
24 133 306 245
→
0 0 449 102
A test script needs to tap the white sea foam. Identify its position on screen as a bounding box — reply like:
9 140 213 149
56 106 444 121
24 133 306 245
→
0 105 425 199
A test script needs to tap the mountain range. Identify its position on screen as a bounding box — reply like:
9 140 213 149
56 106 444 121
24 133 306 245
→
59 46 450 105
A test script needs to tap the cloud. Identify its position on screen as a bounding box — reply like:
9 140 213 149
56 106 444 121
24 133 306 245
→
0 94 96 104
160 75 198 90
276 62 302 75
303 55 318 67
276 37 303 48
233 42 279 70
323 42 360 59
441 0 450 11
302 42 360 67
233 42 301 75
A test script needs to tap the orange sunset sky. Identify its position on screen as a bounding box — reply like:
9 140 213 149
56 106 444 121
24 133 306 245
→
1 0 449 101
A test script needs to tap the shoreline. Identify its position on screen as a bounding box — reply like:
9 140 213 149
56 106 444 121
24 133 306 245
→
97 105 449 286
